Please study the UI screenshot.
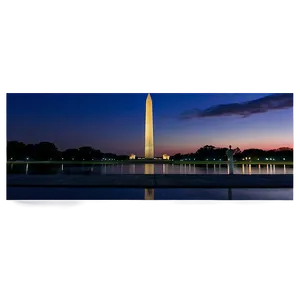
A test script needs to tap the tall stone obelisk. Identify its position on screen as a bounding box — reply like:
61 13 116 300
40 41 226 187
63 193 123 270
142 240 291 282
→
145 93 154 158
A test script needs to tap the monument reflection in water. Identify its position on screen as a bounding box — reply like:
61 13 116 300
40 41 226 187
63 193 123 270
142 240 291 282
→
144 164 154 200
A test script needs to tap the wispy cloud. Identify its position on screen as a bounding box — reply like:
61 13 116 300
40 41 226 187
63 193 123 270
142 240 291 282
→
179 93 293 120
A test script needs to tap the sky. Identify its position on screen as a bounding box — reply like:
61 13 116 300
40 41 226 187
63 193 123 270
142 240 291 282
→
6 93 293 156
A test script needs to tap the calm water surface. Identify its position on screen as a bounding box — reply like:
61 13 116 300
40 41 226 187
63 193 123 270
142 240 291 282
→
7 163 293 175
7 163 293 200
5 183 296 216
7 187 292 200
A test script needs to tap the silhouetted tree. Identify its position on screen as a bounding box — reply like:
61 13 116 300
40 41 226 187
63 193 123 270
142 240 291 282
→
203 145 216 151
24 144 36 159
195 145 215 160
214 147 227 160
233 147 242 160
116 155 129 161
62 149 80 160
92 149 103 160
234 147 241 155
242 149 265 160
103 153 118 159
78 146 94 160
172 153 182 160
7 141 26 160
35 142 60 160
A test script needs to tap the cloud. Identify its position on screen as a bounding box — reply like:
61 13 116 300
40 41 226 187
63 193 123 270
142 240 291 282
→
180 93 293 120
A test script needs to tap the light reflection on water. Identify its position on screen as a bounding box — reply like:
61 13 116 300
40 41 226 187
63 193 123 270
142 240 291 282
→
6 187 293 200
7 163 293 175
7 162 292 200
7 163 293 200
144 164 154 200
5 164 296 215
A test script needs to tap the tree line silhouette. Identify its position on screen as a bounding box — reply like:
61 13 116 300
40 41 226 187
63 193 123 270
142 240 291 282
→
171 145 293 161
7 141 293 161
7 141 128 161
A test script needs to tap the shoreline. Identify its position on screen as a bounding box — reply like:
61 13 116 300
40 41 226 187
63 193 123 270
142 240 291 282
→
6 160 294 166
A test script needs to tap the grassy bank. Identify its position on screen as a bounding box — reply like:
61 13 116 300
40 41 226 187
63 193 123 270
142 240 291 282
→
7 160 293 166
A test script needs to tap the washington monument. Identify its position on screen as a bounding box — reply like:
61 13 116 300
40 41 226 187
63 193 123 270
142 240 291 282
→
145 93 154 158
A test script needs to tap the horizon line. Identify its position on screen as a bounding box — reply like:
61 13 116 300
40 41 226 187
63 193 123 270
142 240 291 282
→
7 140 293 155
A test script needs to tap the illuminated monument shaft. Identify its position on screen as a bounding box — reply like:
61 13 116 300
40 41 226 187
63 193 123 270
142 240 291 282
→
145 94 154 158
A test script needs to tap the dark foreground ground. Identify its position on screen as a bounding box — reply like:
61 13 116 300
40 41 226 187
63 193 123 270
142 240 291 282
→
7 174 293 188
0 187 296 216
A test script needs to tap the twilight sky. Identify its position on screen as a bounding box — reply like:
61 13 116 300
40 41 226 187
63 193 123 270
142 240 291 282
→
7 93 293 156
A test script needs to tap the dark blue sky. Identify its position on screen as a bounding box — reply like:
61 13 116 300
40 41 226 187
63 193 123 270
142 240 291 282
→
7 93 293 156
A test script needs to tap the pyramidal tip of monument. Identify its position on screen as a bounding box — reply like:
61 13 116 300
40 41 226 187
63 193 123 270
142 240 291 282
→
147 93 152 100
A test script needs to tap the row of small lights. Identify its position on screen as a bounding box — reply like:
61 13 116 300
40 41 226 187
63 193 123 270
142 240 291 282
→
9 157 286 161
241 158 285 161
11 157 113 161
180 158 197 161
178 157 287 162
